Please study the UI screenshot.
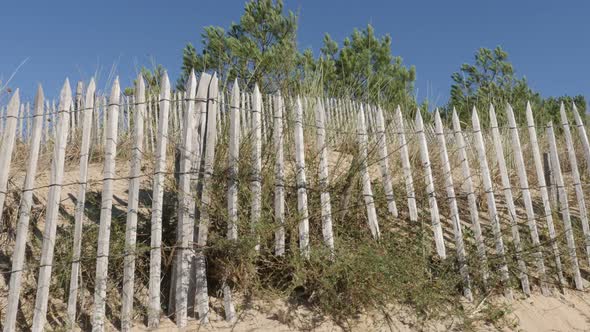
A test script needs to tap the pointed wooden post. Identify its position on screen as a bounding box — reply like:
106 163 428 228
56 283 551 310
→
451 109 488 285
274 93 286 255
506 103 548 293
375 106 398 218
489 104 530 295
66 79 96 325
471 107 512 299
0 90 20 226
4 86 44 332
559 103 590 264
91 78 121 331
525 102 565 287
416 110 445 258
294 96 311 256
173 71 197 328
251 85 263 251
120 75 145 331
395 107 418 222
227 80 240 241
315 98 335 253
147 73 171 328
195 73 219 323
358 104 380 239
546 122 584 290
31 80 72 332
433 110 472 300
572 103 590 177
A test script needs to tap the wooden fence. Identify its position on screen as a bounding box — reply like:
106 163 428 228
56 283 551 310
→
1 70 590 331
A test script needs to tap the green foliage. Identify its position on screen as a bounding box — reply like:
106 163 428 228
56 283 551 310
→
178 0 299 92
539 95 587 125
124 65 165 96
446 46 541 124
178 2 417 112
316 25 417 110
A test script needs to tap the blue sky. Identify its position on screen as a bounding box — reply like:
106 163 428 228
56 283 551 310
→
1 0 588 106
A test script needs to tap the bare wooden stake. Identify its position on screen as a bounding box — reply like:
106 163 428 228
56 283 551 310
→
174 71 197 327
451 109 489 286
506 103 548 294
546 122 584 290
66 79 96 326
375 106 398 218
91 78 121 331
148 73 172 328
489 104 530 296
395 107 418 223
573 103 590 177
525 102 565 287
31 80 72 332
415 110 445 258
358 104 380 239
471 107 512 299
294 96 311 256
251 85 263 251
0 90 20 226
559 103 590 264
315 98 335 253
274 93 286 255
433 110 472 300
120 75 145 331
195 73 219 322
4 86 44 332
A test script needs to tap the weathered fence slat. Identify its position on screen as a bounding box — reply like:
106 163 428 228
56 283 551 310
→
525 102 565 287
375 106 398 218
31 80 72 332
67 79 96 325
4 86 44 332
148 73 172 328
546 122 584 290
451 109 489 285
415 110 445 258
294 96 311 256
174 71 197 327
92 78 121 331
120 75 145 331
433 110 471 300
228 80 240 242
489 104 530 296
471 107 512 299
358 104 380 239
251 85 263 251
559 103 590 264
0 90 20 226
315 98 335 252
572 103 590 176
395 107 418 223
175 72 211 316
274 93 286 255
506 103 548 293
195 73 219 322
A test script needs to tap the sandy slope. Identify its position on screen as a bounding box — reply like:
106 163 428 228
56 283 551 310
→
123 291 590 332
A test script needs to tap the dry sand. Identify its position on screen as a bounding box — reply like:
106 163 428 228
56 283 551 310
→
125 291 590 332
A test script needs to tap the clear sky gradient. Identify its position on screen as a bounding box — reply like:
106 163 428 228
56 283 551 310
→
1 0 588 106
